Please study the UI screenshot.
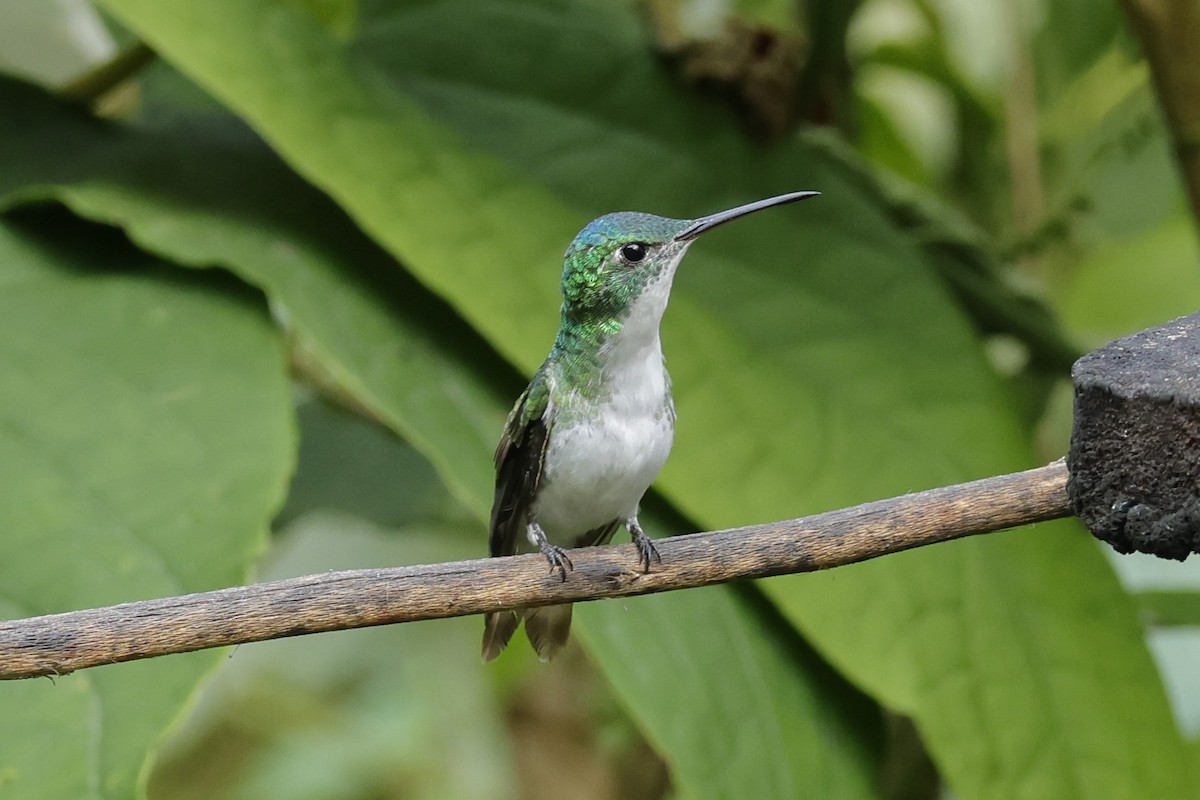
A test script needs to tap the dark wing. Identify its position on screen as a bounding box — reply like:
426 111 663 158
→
489 375 552 558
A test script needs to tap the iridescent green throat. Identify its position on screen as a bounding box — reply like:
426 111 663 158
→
548 313 625 393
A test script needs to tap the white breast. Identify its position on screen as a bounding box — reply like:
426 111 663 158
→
536 412 674 542
534 280 678 542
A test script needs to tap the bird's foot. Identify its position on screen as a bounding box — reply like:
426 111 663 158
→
628 519 662 573
528 522 573 582
539 541 574 582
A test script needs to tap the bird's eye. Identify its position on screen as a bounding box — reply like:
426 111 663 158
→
620 243 648 263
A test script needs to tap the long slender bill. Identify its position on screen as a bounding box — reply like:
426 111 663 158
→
673 191 820 241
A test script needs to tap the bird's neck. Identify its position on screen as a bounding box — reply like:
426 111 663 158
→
552 297 669 399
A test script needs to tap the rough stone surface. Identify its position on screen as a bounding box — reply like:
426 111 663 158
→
1068 312 1200 560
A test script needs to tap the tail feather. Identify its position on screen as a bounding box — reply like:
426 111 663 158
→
523 603 573 662
481 609 520 662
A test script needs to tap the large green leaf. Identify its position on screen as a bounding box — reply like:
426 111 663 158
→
150 512 517 800
0 78 880 799
149 398 509 799
0 214 294 799
0 77 501 519
87 1 1194 797
576 585 880 800
99 0 1014 514
1057 212 1200 346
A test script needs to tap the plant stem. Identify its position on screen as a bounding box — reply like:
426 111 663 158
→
1119 0 1200 228
61 41 157 104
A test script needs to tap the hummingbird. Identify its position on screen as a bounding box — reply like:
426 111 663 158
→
482 191 819 662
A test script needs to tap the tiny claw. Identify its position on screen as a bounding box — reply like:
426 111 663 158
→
631 529 662 574
539 541 574 582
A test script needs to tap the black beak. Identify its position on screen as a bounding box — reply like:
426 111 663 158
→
673 191 820 242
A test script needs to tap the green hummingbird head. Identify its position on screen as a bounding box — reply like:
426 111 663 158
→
559 212 690 324
558 191 819 328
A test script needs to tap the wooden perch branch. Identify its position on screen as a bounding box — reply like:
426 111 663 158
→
0 460 1070 680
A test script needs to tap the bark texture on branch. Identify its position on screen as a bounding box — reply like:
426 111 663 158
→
0 461 1070 680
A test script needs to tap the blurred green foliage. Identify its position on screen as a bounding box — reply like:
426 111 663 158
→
1 1 1199 799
